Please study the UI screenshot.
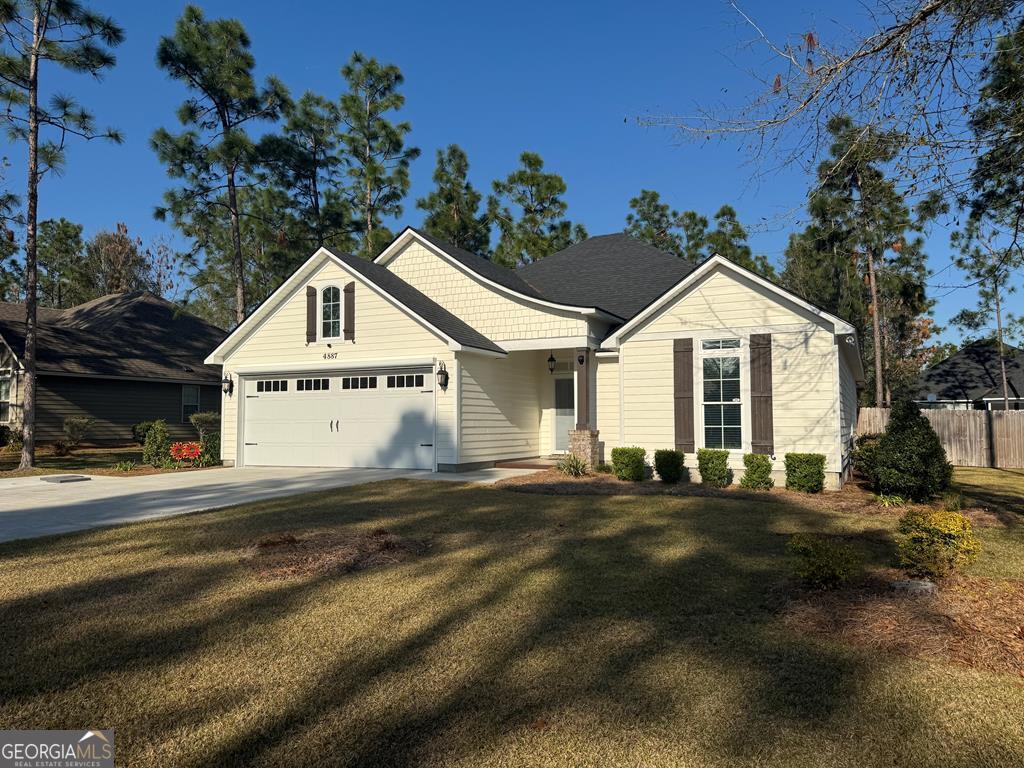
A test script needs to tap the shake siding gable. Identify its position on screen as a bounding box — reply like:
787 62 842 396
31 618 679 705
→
384 241 588 342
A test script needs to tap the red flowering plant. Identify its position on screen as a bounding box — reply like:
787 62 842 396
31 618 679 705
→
169 441 202 465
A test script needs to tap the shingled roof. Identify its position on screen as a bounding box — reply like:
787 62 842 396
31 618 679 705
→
0 292 226 383
914 339 1024 402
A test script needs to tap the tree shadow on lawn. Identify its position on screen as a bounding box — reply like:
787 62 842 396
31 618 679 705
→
0 481 1019 766
956 468 1024 525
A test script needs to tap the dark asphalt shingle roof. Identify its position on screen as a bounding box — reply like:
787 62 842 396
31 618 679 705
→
0 292 226 383
914 339 1024 402
325 248 505 354
516 233 697 320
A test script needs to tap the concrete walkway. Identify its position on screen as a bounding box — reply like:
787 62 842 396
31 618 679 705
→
0 465 536 544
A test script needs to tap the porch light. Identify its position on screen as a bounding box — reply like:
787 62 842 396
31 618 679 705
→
547 354 556 374
436 362 449 390
221 374 234 396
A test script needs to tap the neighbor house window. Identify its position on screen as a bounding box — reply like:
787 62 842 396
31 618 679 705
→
181 385 200 423
0 373 10 423
322 286 341 338
702 340 741 450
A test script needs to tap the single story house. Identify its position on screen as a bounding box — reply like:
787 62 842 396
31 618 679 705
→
915 339 1023 411
207 228 863 487
0 291 224 444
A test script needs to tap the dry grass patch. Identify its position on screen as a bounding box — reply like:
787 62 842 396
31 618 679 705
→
783 574 1024 677
243 528 428 580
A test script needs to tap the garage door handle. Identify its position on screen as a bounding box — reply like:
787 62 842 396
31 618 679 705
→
329 420 333 432
420 443 433 447
245 442 258 446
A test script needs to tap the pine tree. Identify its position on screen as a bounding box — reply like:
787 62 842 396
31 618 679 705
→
36 217 83 308
152 5 287 325
416 145 489 253
487 152 586 266
704 205 776 278
0 0 123 468
624 189 688 257
781 116 933 405
338 52 419 259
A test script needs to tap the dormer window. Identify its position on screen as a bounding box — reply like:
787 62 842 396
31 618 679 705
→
322 286 341 338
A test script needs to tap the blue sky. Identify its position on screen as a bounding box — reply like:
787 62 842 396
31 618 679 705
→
6 0 987 341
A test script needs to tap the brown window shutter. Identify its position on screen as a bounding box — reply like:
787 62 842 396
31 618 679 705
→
305 286 317 343
749 333 774 455
343 281 355 341
673 338 695 452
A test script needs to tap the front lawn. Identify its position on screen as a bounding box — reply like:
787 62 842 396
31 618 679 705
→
0 446 144 476
0 471 1021 767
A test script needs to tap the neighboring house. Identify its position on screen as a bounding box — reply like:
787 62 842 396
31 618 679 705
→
914 339 1024 411
208 228 864 487
0 291 224 444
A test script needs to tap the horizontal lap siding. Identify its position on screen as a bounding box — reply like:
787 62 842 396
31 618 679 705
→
459 351 541 463
221 259 454 464
386 242 588 342
622 267 840 474
595 357 619 449
36 376 220 444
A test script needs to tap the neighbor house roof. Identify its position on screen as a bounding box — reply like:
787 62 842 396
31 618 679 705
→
0 291 226 383
914 339 1024 402
517 233 697 320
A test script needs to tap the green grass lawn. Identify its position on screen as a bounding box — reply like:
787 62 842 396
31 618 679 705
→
0 471 1022 767
0 446 143 475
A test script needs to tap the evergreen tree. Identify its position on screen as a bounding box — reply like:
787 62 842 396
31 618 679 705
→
152 5 287 325
781 116 933 405
416 145 489 253
487 151 586 266
256 91 352 257
36 217 83 308
704 205 776 278
0 0 123 468
338 52 419 259
624 189 688 257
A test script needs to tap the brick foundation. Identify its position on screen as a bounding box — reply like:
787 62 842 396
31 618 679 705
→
569 429 603 469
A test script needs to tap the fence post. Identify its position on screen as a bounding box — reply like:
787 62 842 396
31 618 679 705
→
986 409 996 468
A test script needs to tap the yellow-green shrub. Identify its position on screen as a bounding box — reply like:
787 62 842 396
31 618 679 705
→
896 509 980 579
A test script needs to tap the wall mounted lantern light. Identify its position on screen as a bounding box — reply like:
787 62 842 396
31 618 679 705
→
577 353 586 366
547 353 556 374
436 361 450 390
221 374 234 396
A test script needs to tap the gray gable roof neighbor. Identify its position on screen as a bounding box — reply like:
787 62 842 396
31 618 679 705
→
517 233 697 320
914 339 1024 402
324 247 505 354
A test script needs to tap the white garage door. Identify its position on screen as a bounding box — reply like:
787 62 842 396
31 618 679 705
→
241 369 434 470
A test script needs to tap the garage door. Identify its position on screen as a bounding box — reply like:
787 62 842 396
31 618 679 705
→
241 369 434 469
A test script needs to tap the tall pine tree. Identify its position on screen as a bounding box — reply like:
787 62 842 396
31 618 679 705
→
152 5 287 325
487 152 586 266
416 145 489 253
338 52 419 259
36 217 83 308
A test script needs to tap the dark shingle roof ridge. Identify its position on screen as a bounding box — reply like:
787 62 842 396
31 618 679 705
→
324 247 504 354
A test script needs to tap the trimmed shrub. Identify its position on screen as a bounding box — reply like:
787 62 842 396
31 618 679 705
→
1 429 22 454
0 424 10 447
199 432 221 467
595 462 613 474
132 421 156 446
62 415 93 451
853 434 881 480
189 411 220 440
739 453 774 490
51 439 71 457
696 448 731 487
654 449 687 484
788 533 863 589
611 447 647 482
785 453 826 493
867 401 953 501
897 509 980 579
557 453 589 477
142 420 172 467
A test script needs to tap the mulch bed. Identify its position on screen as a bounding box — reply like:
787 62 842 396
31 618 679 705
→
242 529 428 580
782 574 1024 677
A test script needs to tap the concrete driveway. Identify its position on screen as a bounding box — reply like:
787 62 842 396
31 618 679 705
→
0 465 534 544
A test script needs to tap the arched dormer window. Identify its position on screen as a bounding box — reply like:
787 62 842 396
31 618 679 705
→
321 286 341 338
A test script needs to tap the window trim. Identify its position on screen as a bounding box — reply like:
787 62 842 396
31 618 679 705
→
181 384 201 424
696 335 750 453
320 284 342 340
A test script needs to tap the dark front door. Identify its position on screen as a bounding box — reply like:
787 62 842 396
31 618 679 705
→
554 377 574 452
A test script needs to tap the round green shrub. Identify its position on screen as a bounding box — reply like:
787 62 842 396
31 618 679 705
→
896 509 979 579
869 400 953 501
784 453 826 493
788 533 863 589
653 449 687 483
739 453 774 490
611 447 647 482
142 420 171 467
853 434 881 480
132 421 156 446
696 448 732 487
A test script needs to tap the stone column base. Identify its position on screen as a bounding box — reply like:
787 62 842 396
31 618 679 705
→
569 429 603 469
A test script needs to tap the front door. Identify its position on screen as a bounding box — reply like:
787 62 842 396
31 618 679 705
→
554 377 574 452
